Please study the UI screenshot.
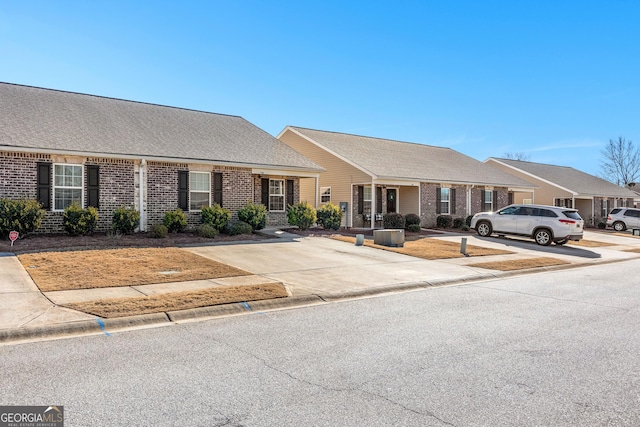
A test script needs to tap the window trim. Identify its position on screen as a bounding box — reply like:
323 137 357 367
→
440 187 450 215
269 179 285 212
483 190 493 212
189 171 211 212
320 186 331 204
53 163 84 211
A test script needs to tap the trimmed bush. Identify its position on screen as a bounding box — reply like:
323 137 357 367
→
112 206 140 235
237 202 267 231
201 203 231 232
465 215 474 227
63 203 98 236
164 208 187 233
436 215 453 228
316 202 343 231
453 217 465 229
230 221 253 236
287 202 316 230
149 224 168 238
196 223 219 238
383 213 405 229
0 198 44 238
404 213 421 228
407 224 422 233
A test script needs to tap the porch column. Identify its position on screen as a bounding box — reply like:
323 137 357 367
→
370 179 376 229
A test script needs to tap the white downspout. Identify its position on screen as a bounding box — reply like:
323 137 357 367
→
467 184 474 215
139 159 146 232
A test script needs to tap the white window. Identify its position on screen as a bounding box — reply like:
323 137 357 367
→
320 187 331 203
270 179 285 211
363 186 372 202
483 190 493 211
440 188 450 214
54 164 83 210
523 199 533 205
189 172 210 211
601 199 608 218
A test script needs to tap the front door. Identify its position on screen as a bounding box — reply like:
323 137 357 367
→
387 189 397 213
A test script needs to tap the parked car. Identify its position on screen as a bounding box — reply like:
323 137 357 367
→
606 207 640 231
470 204 584 246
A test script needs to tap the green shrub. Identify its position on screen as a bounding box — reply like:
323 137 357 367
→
196 223 219 238
237 202 267 231
112 206 140 234
164 208 187 233
436 215 453 228
149 224 168 238
63 203 98 236
201 203 231 232
453 217 465 229
316 202 343 231
407 224 422 233
465 215 474 227
404 213 421 228
287 202 316 230
0 198 44 238
230 221 253 236
383 213 405 229
461 224 470 232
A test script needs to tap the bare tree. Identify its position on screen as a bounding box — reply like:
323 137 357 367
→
600 137 640 186
503 152 531 161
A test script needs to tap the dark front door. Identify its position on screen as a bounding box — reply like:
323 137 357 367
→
387 188 397 213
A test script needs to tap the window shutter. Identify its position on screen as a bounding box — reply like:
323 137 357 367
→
376 187 382 213
86 165 100 208
178 171 189 211
213 173 223 206
286 180 294 207
493 190 498 211
261 178 269 207
508 192 514 205
357 186 364 214
436 188 442 214
37 162 51 210
451 188 456 214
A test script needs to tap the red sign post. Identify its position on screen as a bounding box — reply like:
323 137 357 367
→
9 230 18 247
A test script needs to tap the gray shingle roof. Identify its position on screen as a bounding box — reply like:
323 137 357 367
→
489 158 637 198
0 83 322 171
288 127 533 187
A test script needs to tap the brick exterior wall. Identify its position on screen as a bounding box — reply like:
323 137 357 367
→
87 157 136 231
252 176 300 226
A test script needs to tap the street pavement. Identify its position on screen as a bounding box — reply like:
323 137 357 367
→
1 229 639 343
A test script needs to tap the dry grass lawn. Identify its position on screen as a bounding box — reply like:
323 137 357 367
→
467 257 569 271
63 283 288 318
19 247 250 292
624 248 640 254
331 235 512 259
567 240 615 247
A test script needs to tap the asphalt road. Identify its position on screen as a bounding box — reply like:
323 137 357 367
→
2 261 640 426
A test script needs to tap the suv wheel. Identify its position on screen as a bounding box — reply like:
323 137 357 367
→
613 221 626 232
476 221 492 237
534 229 552 246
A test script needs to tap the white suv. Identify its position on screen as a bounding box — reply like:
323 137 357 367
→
470 204 584 246
606 207 640 231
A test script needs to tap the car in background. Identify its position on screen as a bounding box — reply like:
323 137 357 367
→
470 204 584 246
606 207 640 231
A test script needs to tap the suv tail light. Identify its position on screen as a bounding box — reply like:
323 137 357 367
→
559 219 576 224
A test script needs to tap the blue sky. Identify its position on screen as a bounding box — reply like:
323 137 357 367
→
1 1 638 177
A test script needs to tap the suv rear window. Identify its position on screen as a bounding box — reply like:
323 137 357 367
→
609 208 622 215
562 210 582 220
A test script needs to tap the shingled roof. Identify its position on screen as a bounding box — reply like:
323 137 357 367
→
285 126 533 187
487 158 637 198
0 83 322 172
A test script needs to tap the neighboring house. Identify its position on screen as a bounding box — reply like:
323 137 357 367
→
484 158 637 224
0 82 323 233
277 126 534 228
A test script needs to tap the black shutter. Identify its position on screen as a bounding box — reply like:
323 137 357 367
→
37 162 51 210
436 188 442 214
451 188 456 214
178 171 189 211
376 187 382 213
261 178 269 208
357 186 364 214
286 180 294 207
493 190 498 211
86 165 100 208
508 192 514 205
213 173 223 206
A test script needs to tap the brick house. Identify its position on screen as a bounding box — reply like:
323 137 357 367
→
0 83 322 233
277 126 534 228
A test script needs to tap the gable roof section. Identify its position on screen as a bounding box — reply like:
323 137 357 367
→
487 158 637 198
283 126 533 187
0 83 322 172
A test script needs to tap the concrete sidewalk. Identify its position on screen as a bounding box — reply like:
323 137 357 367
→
1 229 639 344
